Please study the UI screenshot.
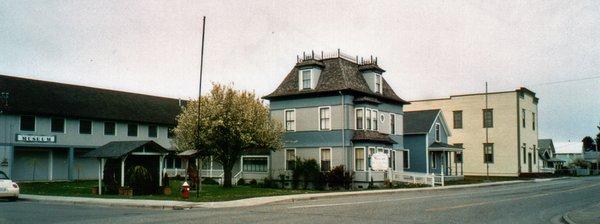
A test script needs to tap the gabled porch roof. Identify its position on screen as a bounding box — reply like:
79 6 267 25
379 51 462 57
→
84 140 169 159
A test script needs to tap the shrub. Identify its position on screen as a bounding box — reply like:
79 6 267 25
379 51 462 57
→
202 177 219 185
314 172 327 190
128 165 154 195
237 178 246 186
278 174 287 189
327 165 354 190
260 176 277 188
569 158 590 169
163 173 170 187
249 179 258 186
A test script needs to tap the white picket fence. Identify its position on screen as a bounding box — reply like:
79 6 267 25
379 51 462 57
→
390 171 444 187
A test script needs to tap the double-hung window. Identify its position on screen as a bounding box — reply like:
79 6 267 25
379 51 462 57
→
372 110 378 131
522 109 526 128
301 70 311 90
483 109 494 128
285 149 296 170
354 148 365 171
403 150 410 169
532 112 536 130
533 145 537 164
454 143 463 163
390 114 396 134
243 157 268 172
320 148 331 171
319 107 331 130
375 74 382 93
366 109 372 130
523 143 527 163
434 123 441 142
484 143 494 163
51 118 65 133
20 115 35 131
284 109 296 131
148 125 158 138
453 110 463 129
104 122 116 135
79 120 92 134
356 108 364 130
127 123 138 137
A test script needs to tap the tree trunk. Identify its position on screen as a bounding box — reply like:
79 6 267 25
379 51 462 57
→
223 164 233 188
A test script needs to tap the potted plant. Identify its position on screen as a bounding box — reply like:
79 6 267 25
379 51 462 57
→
163 173 172 195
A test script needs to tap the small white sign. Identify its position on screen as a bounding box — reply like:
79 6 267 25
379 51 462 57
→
370 152 389 171
16 134 56 143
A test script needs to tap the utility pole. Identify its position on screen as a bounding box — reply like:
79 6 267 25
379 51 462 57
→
196 16 206 198
0 92 9 169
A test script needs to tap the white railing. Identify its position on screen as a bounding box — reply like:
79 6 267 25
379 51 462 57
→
164 168 187 177
391 171 436 187
233 170 243 185
201 169 224 178
540 167 556 173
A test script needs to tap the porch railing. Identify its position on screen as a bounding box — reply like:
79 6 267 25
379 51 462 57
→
391 171 436 187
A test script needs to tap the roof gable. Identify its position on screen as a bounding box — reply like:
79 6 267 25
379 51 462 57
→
84 141 169 158
403 109 442 135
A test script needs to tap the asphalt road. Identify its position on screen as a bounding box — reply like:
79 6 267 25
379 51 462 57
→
1 176 599 224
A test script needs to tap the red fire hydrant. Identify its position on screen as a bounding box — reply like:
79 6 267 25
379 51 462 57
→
181 181 190 199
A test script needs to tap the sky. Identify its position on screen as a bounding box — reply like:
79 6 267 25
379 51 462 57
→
0 1 598 143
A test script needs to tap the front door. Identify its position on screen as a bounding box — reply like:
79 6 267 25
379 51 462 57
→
527 153 532 173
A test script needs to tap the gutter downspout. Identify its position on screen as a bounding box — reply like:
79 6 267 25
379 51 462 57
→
339 91 346 168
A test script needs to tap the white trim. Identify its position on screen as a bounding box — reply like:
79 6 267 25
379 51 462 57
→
427 111 452 137
299 69 313 90
353 147 366 171
241 155 269 173
365 108 372 130
354 108 364 130
319 147 332 171
284 148 296 170
284 109 296 132
79 119 93 135
19 115 36 132
374 73 382 93
50 117 66 133
403 150 411 169
318 106 332 131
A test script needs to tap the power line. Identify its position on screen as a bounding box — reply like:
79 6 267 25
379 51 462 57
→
528 75 600 87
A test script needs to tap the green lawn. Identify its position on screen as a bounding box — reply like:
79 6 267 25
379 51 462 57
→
19 180 319 202
444 176 529 186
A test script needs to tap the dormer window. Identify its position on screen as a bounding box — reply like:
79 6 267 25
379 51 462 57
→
375 74 382 93
300 69 312 90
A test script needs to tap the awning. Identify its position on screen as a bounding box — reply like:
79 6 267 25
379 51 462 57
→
429 142 464 152
83 141 169 159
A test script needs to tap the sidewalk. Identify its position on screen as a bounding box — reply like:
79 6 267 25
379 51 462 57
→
20 177 566 210
563 202 600 224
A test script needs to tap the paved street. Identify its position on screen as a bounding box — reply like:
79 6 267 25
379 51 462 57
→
1 176 599 224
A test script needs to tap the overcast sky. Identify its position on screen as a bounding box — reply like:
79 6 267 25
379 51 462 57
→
1 1 598 143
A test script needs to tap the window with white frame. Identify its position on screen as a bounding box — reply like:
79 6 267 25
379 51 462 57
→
319 107 331 130
434 123 441 142
284 109 296 131
79 120 92 135
390 114 396 134
320 148 331 171
403 150 410 169
243 157 268 172
354 148 365 171
372 110 378 131
285 149 296 170
430 152 437 168
375 74 382 93
300 70 312 90
368 147 376 169
356 108 364 130
366 109 372 130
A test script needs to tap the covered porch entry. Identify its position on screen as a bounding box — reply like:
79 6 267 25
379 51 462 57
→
428 142 464 180
84 141 169 195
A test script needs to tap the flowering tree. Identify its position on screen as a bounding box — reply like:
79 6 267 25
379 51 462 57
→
174 84 283 187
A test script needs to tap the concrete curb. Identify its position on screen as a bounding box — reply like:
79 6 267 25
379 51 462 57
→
21 177 568 210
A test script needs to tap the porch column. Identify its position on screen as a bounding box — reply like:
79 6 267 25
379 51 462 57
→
7 146 14 179
48 150 53 181
120 156 126 187
159 155 165 186
98 158 105 195
454 152 458 176
68 148 75 181
461 157 464 176
210 156 213 177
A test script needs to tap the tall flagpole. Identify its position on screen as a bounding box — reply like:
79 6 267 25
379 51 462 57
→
196 16 206 198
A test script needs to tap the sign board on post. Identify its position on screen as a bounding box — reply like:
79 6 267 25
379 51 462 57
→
16 134 56 143
370 152 389 171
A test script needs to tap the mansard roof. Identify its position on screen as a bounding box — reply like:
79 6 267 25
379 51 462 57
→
262 58 408 105
0 74 183 125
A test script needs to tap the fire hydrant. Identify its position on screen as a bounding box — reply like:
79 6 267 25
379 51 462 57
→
181 181 190 199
